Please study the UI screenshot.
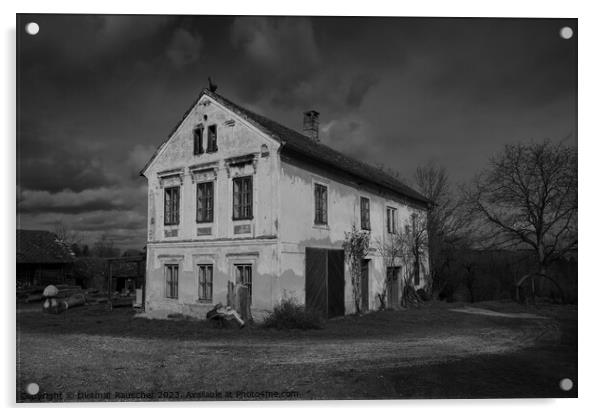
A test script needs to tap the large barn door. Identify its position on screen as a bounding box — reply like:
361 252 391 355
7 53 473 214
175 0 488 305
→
305 248 328 317
305 248 345 318
327 249 345 318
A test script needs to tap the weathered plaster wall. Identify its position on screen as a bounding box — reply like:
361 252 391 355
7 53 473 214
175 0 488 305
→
145 240 279 318
143 95 282 318
278 159 428 313
144 95 281 243
142 92 428 319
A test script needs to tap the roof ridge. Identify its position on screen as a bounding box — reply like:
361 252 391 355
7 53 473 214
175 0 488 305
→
204 89 429 205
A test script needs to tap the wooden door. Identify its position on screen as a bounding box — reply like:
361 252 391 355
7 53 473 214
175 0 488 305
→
327 249 345 318
361 259 370 311
305 248 328 317
386 267 400 309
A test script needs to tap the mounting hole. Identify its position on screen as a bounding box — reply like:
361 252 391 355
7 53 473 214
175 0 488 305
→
559 378 573 391
25 22 39 35
26 382 39 395
559 26 573 40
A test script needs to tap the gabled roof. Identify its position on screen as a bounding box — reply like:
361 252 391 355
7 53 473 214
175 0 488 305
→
143 88 430 206
16 230 75 264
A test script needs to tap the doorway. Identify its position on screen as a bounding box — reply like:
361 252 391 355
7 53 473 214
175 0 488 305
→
305 247 345 318
386 267 400 309
361 259 370 312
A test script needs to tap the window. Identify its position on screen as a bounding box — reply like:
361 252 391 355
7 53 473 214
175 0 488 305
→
386 206 397 234
164 186 180 226
235 264 252 302
314 183 328 225
165 264 179 299
196 181 214 223
198 264 213 301
233 176 253 220
360 197 370 230
207 125 218 153
193 125 204 155
387 267 400 280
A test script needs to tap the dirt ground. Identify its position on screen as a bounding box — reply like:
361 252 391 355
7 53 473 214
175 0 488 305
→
16 300 577 401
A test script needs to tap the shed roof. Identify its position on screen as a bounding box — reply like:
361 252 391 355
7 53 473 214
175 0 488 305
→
16 230 75 264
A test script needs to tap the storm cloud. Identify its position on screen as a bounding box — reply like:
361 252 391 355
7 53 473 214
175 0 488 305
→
16 15 577 249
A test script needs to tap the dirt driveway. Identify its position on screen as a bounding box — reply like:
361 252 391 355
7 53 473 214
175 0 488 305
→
16 301 577 401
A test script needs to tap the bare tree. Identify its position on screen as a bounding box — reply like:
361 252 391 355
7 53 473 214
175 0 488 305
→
52 220 85 257
342 224 371 314
406 212 429 292
92 233 121 258
53 220 82 245
414 162 468 295
375 212 429 308
464 140 577 300
374 230 407 309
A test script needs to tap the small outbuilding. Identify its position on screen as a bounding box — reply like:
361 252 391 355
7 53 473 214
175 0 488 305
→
16 229 75 288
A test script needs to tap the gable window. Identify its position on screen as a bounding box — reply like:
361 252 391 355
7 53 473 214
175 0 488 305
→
314 183 328 225
196 181 214 223
360 197 370 230
165 264 179 299
193 125 204 155
233 176 253 220
235 264 252 302
207 125 218 153
386 206 397 234
164 186 180 226
198 264 213 301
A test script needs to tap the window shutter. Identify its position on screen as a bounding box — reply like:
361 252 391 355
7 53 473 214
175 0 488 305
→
322 187 327 223
314 186 319 223
207 182 213 221
174 188 180 225
193 126 204 155
233 179 240 219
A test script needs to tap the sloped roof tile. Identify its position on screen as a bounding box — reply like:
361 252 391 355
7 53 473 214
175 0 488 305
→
144 88 430 206
16 230 75 264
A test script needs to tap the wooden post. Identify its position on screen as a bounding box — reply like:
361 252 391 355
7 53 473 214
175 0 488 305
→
107 261 113 311
227 281 235 308
140 259 146 311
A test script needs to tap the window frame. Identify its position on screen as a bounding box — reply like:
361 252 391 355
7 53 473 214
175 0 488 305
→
193 125 204 155
165 264 179 299
207 124 218 153
164 186 180 226
198 264 213 302
386 206 397 234
360 196 371 231
234 263 253 303
232 176 253 220
196 181 214 223
314 183 328 225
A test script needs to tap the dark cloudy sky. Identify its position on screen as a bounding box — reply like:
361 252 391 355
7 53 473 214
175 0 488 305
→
16 15 577 250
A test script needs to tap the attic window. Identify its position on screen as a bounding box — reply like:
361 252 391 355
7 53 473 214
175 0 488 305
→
360 197 370 230
207 125 218 153
193 125 204 155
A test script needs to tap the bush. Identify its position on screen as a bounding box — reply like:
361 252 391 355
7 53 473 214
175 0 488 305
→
263 299 324 330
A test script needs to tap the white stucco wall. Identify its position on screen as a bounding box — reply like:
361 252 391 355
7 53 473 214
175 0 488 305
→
278 158 428 313
142 92 429 319
145 240 278 318
143 94 282 318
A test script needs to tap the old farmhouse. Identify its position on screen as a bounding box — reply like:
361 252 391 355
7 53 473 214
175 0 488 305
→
141 88 430 319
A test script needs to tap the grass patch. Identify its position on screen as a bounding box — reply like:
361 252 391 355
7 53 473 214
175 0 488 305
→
263 298 324 330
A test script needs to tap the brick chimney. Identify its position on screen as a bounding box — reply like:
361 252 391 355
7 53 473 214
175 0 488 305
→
303 110 320 142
